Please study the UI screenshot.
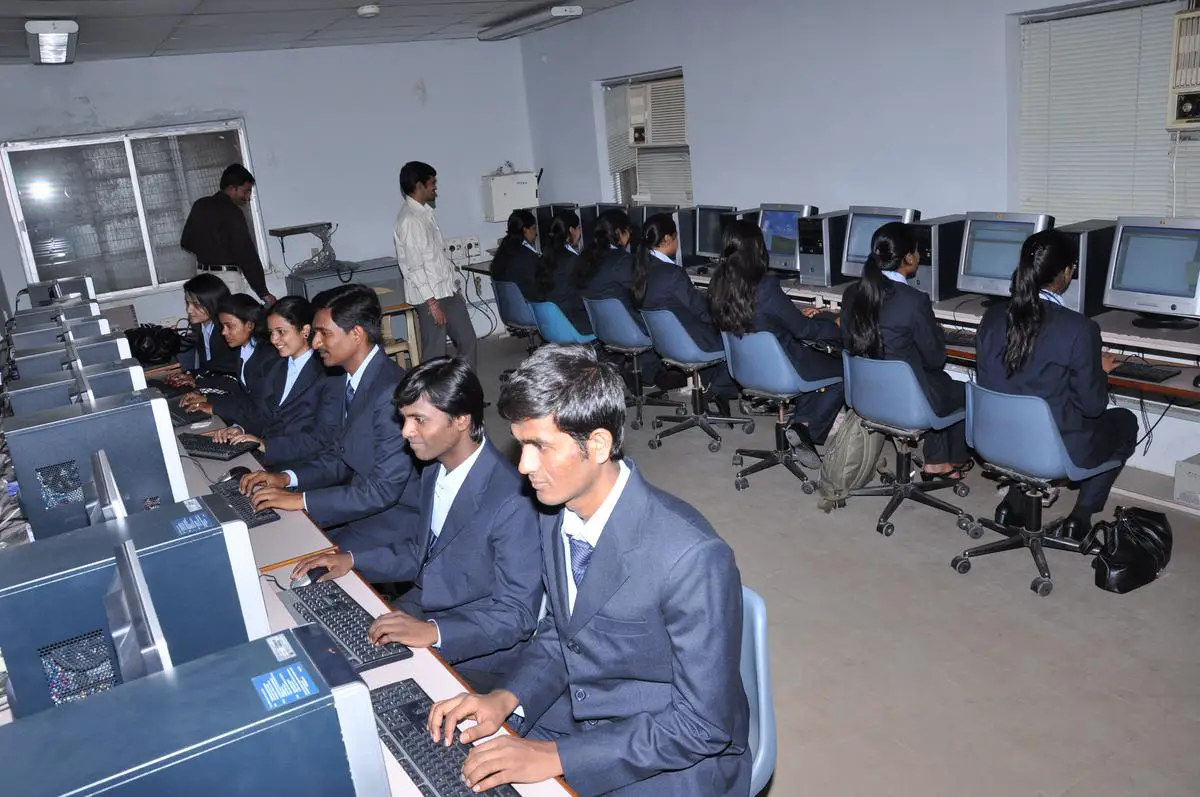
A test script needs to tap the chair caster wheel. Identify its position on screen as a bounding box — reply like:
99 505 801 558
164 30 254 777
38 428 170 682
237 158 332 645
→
631 419 642 431
731 454 743 467
1031 577 1053 597
801 481 816 495
877 521 895 536
954 483 970 498
951 556 971 574
647 439 662 450
743 420 755 435
956 515 971 531
652 419 663 429
966 523 984 540
676 405 688 416
734 477 749 491
708 441 721 453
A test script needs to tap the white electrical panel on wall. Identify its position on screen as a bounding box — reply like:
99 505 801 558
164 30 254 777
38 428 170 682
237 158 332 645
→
482 172 538 221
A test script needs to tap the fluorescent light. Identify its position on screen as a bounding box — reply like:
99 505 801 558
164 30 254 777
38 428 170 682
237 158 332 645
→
477 5 583 42
25 20 78 65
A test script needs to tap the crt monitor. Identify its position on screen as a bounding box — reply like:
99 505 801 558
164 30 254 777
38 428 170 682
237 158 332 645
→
9 332 132 381
0 495 269 718
8 315 109 353
10 297 100 333
956 212 1054 299
842 205 922 278
530 204 556 253
758 204 818 272
0 627 388 797
580 202 627 244
632 204 679 230
544 203 579 250
22 280 58 308
693 205 737 259
5 358 145 417
52 275 96 302
5 391 188 538
1103 216 1200 329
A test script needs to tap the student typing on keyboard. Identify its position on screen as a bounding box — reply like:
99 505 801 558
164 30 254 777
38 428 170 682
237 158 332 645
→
177 294 274 424
289 357 542 693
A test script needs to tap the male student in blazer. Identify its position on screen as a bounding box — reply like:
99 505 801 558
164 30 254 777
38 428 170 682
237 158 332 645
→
287 356 542 692
241 283 419 550
429 344 750 797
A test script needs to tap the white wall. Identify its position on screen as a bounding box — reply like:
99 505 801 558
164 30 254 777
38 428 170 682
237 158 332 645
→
520 0 1040 214
0 39 534 328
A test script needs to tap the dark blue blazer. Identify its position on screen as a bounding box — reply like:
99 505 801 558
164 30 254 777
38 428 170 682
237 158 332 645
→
189 322 239 375
579 248 647 333
350 440 542 680
237 352 333 468
976 301 1111 466
205 340 278 425
639 258 722 352
492 243 541 302
291 347 419 547
542 247 593 334
840 279 962 416
502 463 751 797
752 274 842 381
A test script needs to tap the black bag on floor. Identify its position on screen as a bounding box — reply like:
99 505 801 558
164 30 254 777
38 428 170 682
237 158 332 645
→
125 324 191 367
1088 506 1173 594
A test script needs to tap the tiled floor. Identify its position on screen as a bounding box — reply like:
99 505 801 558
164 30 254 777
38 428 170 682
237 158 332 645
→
472 336 1200 797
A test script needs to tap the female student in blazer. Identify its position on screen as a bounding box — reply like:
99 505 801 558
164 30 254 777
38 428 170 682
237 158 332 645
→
212 296 332 468
179 293 274 423
166 273 236 388
535 209 593 334
630 212 738 414
975 229 1136 540
841 222 971 479
490 209 540 301
708 219 844 468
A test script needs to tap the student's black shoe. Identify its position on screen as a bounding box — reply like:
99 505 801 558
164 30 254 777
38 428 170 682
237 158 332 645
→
784 424 822 470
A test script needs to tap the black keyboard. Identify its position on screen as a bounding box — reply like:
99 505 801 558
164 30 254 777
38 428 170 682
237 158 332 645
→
169 401 211 427
1110 362 1182 383
944 328 977 347
178 433 258 461
277 580 412 672
372 679 520 797
147 378 190 399
210 479 279 528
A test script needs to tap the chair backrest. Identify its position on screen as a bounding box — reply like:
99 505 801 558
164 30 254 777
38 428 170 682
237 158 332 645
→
583 297 652 350
722 330 841 398
640 309 724 366
529 302 596 344
965 382 1076 481
493 281 537 329
842 352 938 430
740 586 776 797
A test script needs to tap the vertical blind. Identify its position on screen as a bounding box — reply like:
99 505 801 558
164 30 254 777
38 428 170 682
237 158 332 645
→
1018 1 1189 222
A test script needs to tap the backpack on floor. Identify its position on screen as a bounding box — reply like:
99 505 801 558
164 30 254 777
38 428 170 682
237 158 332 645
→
816 410 887 513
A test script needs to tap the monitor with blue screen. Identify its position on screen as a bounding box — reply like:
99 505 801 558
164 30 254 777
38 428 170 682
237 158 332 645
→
757 204 817 271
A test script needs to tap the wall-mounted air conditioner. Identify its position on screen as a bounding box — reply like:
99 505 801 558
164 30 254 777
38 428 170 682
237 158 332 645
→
1167 9 1200 132
628 78 689 148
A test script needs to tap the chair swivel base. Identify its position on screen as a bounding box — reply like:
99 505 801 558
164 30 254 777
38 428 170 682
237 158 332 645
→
648 373 753 453
846 443 973 537
950 486 1092 597
730 412 815 494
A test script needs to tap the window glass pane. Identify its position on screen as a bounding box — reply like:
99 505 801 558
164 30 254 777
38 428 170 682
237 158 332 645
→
9 142 151 293
131 131 247 286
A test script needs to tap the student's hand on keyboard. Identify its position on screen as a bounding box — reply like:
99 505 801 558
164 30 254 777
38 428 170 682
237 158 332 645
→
368 610 438 648
429 690 520 746
462 735 564 792
250 486 304 513
179 392 212 414
240 470 288 494
165 371 195 389
211 427 263 449
290 551 352 584
801 306 823 318
1102 353 1118 374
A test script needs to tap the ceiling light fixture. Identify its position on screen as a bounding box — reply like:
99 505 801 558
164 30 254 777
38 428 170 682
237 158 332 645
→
477 5 583 42
356 4 381 18
25 20 78 65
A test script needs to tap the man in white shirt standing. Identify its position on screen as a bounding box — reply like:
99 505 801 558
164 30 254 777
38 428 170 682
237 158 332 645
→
394 161 478 368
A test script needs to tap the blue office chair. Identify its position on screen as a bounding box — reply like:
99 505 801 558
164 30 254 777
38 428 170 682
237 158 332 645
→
583 298 680 430
493 281 540 355
529 302 596 345
841 353 974 537
640 309 753 452
740 586 776 797
722 331 842 493
952 383 1120 596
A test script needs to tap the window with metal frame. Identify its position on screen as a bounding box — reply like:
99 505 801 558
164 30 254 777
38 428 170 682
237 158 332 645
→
603 71 693 206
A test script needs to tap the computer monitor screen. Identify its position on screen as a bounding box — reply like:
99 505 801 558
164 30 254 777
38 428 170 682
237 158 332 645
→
964 220 1032 279
696 207 735 257
759 209 799 266
1111 227 1200 298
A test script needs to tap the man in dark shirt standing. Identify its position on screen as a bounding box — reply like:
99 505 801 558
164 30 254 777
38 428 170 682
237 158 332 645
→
180 163 275 305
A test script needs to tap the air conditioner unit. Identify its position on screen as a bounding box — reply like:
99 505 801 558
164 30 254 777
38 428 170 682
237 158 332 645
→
627 78 688 148
1167 9 1200 132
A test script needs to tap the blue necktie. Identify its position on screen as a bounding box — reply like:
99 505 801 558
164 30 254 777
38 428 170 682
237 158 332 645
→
569 537 594 587
343 381 355 421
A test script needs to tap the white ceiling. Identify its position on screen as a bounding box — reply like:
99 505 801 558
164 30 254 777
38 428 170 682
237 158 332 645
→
0 0 632 63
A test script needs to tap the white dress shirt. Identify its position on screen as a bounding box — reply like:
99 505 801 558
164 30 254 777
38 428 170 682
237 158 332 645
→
560 460 631 614
649 248 674 264
279 348 314 405
566 243 580 256
1039 289 1066 307
393 195 457 303
882 270 909 284
424 439 486 649
201 320 214 361
238 340 256 386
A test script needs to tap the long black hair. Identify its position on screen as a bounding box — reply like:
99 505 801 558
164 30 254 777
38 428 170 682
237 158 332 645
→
183 273 231 324
492 209 536 282
1003 229 1074 376
217 293 268 342
631 213 676 308
846 222 917 358
536 209 580 297
708 220 767 334
573 208 631 289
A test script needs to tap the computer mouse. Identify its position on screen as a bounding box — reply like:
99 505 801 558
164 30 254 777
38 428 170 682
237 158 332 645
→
219 465 252 484
1194 374 1200 388
696 266 710 276
290 566 329 589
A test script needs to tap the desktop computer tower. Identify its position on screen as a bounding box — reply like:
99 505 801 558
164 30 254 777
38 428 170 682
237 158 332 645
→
792 211 849 286
910 215 966 302
284 257 406 305
1058 219 1115 317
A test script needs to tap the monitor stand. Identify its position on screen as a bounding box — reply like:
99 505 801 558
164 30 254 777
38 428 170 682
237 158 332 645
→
1131 313 1199 331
